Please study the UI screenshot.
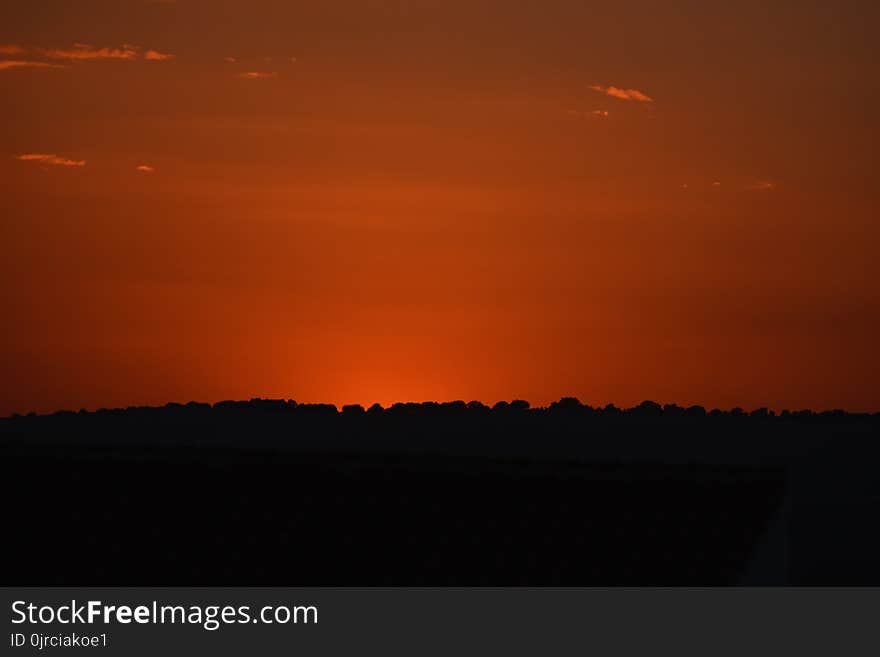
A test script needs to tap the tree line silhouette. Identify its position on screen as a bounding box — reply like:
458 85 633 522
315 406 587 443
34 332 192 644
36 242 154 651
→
2 399 878 585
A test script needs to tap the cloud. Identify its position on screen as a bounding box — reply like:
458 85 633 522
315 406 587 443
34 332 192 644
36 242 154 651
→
41 43 140 61
16 153 86 167
37 43 173 62
239 71 277 79
566 108 610 119
590 84 654 103
135 165 156 173
144 50 174 61
2 44 173 72
749 180 776 191
224 56 237 63
0 60 66 71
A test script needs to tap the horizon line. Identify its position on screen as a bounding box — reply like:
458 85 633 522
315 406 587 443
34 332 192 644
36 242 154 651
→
3 397 878 420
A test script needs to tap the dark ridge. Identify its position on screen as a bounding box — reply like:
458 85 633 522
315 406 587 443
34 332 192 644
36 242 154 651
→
5 396 877 421
2 399 879 585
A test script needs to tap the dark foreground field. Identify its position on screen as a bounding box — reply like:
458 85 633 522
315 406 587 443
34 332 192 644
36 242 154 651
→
2 399 879 585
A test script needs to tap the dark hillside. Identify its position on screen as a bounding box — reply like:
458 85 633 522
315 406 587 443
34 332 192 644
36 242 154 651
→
3 400 878 584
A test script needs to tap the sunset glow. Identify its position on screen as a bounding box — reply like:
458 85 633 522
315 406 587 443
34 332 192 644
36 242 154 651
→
1 0 878 415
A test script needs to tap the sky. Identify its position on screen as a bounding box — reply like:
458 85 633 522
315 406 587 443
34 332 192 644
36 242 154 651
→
1 0 878 415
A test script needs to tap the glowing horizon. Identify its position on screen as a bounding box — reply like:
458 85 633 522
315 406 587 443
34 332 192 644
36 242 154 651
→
2 0 878 415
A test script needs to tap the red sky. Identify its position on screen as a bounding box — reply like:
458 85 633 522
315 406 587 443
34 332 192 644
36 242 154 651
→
1 0 878 414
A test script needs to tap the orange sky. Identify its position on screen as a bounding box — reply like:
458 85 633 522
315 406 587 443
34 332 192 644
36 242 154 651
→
1 0 878 414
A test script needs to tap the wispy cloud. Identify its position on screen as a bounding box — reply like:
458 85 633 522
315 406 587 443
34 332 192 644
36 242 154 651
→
144 49 174 61
135 164 156 173
41 43 140 61
566 108 610 119
2 44 174 72
749 180 776 191
16 153 86 167
239 71 277 79
590 84 654 103
0 60 66 71
223 56 237 63
24 43 175 63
